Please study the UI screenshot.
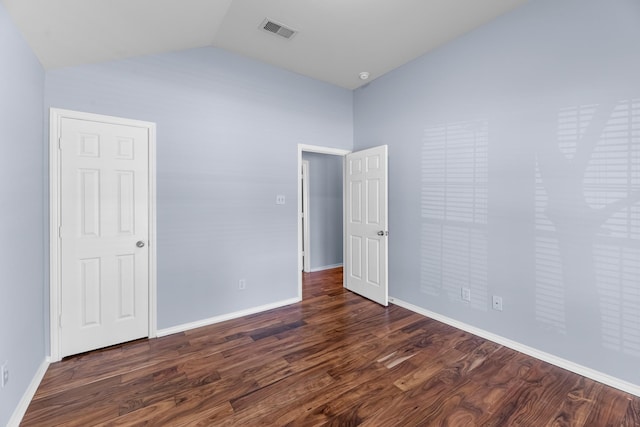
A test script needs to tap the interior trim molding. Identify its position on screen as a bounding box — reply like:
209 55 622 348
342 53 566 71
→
309 263 344 273
8 358 50 427
156 297 300 337
389 296 640 398
297 144 351 301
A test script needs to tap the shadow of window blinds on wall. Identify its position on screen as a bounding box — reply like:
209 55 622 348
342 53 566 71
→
420 120 489 312
536 98 640 356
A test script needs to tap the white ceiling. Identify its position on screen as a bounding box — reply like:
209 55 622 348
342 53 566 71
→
1 0 529 89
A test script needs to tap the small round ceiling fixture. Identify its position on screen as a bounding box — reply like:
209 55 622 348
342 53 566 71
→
359 71 370 80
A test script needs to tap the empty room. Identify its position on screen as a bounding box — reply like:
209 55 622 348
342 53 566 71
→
1 0 639 425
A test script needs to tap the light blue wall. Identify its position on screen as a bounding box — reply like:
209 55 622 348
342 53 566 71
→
302 152 343 270
354 0 640 385
0 3 45 425
45 47 353 329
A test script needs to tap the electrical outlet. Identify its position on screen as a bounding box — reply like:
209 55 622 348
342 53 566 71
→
276 195 286 205
238 279 246 290
492 295 503 311
1 361 8 388
461 287 471 302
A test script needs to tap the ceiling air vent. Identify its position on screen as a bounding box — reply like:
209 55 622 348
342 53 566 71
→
260 18 297 40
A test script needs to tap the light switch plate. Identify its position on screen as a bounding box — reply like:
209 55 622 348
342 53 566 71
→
1 361 8 388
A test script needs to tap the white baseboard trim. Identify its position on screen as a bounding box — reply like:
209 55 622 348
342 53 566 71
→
389 296 640 397
8 358 50 427
157 297 301 337
309 263 343 273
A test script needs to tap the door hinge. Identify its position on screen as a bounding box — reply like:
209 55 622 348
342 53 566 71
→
58 225 62 238
59 314 63 328
58 137 62 150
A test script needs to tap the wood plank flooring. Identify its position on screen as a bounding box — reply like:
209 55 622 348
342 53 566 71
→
22 268 640 426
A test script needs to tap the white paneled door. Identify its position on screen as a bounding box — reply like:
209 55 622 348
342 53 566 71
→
345 145 388 306
59 117 150 358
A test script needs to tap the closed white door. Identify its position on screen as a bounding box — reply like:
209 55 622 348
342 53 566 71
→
345 145 388 306
60 117 150 357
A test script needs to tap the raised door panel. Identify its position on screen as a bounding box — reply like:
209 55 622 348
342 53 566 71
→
117 254 136 319
366 237 381 287
79 169 101 237
366 178 380 226
116 171 135 235
350 180 363 224
80 257 102 327
350 235 363 280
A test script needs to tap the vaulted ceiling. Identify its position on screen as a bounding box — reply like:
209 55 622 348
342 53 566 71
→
1 0 529 89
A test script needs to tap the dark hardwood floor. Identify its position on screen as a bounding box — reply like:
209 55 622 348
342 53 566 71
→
22 268 640 426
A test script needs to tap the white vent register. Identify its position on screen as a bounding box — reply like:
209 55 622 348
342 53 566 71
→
261 18 297 39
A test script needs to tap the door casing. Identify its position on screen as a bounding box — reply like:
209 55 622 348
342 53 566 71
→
301 160 311 272
297 144 350 298
49 108 157 362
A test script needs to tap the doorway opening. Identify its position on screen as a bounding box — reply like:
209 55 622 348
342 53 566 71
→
297 144 350 300
297 144 389 306
301 152 344 273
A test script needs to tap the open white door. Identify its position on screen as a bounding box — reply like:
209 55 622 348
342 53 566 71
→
345 145 388 306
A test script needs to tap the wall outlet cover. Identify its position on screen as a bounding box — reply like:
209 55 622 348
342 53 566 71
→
492 296 503 311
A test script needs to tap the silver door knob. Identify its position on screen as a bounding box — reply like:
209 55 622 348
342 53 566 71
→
377 231 385 236
136 241 145 248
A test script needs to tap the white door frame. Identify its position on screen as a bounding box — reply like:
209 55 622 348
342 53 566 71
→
297 144 350 299
301 160 311 273
49 108 157 362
